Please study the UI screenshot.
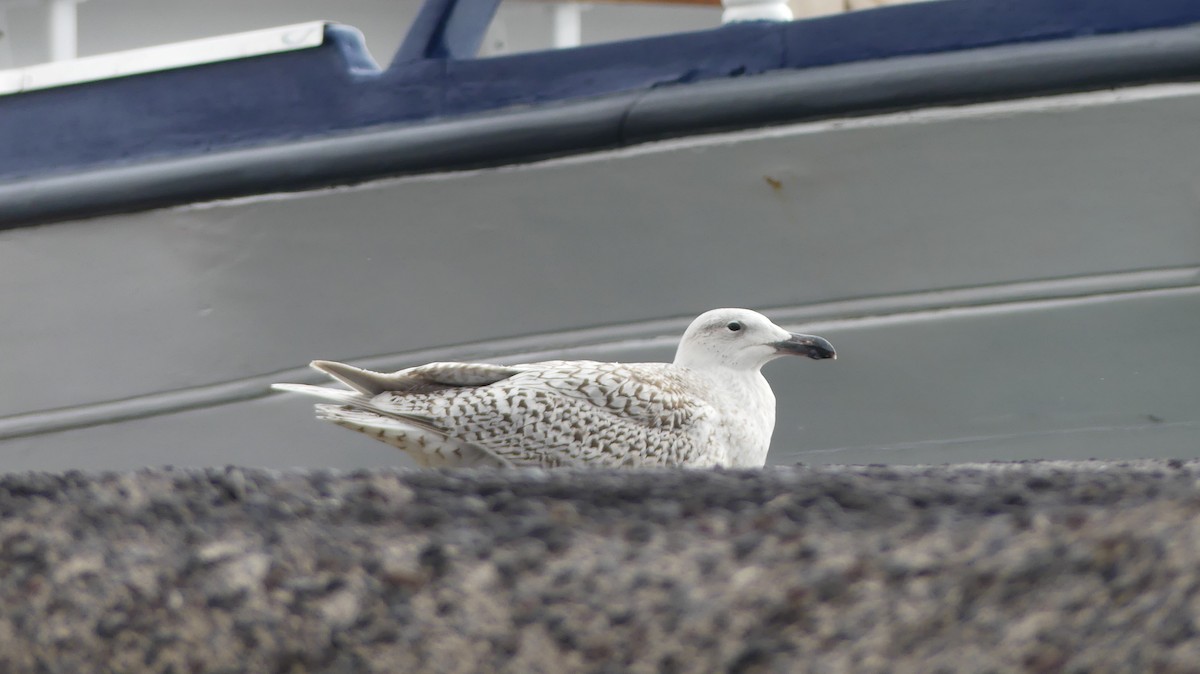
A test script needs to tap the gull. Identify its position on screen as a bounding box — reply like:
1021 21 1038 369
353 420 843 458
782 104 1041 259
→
272 308 835 468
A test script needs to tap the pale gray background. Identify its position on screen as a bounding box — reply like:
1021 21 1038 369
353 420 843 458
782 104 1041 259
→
0 0 719 67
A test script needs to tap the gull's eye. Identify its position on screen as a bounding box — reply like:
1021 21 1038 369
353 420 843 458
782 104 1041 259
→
726 321 743 332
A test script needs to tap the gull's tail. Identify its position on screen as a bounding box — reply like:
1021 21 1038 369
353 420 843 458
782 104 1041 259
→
270 382 366 405
271 376 508 468
309 360 399 396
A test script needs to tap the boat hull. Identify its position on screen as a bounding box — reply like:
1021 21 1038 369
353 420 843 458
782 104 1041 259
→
3 83 1198 470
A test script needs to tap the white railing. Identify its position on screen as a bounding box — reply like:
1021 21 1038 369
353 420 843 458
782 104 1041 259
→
0 21 326 96
722 0 793 23
46 0 81 61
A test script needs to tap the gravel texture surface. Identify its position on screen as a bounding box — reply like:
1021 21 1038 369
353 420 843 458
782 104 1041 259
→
2 460 1199 673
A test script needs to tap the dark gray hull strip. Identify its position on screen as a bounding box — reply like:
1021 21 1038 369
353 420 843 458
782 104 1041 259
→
4 23 1200 228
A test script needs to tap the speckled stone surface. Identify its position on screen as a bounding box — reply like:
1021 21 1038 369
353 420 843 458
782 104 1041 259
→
1 460 1199 673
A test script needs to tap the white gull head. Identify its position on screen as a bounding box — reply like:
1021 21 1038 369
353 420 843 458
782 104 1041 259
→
670 308 837 466
673 308 836 371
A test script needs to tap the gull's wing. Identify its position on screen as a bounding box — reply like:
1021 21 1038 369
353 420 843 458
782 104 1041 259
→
369 362 718 467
